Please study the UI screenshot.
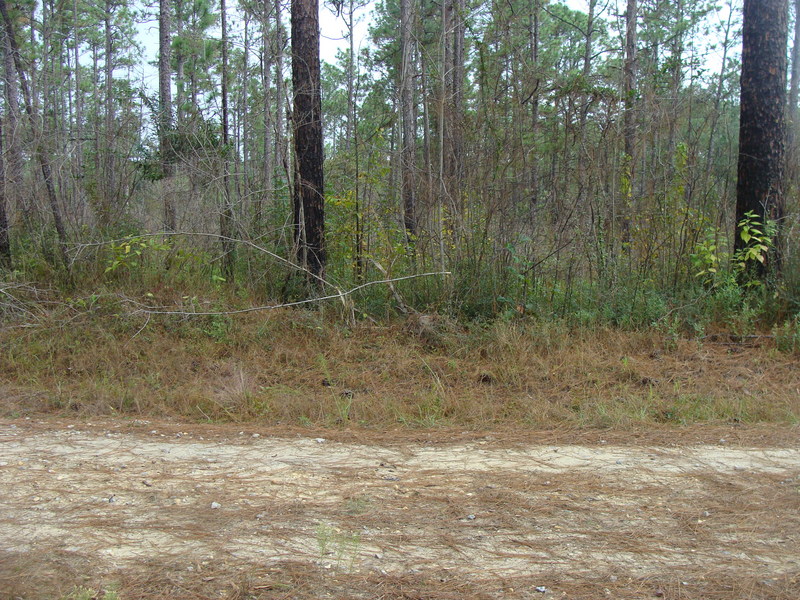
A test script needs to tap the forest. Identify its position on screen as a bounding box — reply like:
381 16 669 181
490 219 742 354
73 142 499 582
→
0 0 796 329
4 5 800 598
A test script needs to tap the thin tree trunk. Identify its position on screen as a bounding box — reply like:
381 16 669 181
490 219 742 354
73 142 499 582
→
345 0 355 151
621 0 637 247
102 0 115 228
159 0 176 232
275 0 288 193
73 0 84 221
790 0 800 116
529 0 540 223
0 0 70 272
0 116 10 269
1 19 23 222
400 0 417 240
220 0 235 281
258 2 273 228
705 0 734 184
242 15 250 204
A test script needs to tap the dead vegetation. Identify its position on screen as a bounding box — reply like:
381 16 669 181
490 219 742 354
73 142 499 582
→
0 309 798 429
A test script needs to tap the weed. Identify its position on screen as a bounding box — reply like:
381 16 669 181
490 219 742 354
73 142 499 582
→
63 586 119 600
775 317 800 354
315 523 361 571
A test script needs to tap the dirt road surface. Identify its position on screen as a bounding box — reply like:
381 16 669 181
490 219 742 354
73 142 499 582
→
1 419 799 599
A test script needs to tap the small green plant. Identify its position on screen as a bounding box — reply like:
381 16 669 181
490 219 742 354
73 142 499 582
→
105 236 169 275
691 226 728 285
315 523 361 571
775 317 800 354
692 212 775 289
732 211 775 285
63 586 119 600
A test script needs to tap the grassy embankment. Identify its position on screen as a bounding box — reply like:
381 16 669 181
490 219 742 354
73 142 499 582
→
1 284 798 429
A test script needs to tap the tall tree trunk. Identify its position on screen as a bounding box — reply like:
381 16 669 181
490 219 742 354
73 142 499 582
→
220 0 235 281
400 0 417 240
102 0 115 228
72 0 84 221
258 3 272 228
736 0 788 273
159 0 176 232
275 0 288 194
242 15 250 204
528 0 540 222
790 0 800 116
444 0 465 218
1 18 23 223
0 116 10 269
291 0 325 280
704 0 734 184
0 0 70 272
621 0 637 247
345 0 355 151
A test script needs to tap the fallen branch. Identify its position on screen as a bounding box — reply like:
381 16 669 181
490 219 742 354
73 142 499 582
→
127 271 451 317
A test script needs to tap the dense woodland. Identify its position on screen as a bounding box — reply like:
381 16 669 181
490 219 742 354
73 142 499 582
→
0 0 798 330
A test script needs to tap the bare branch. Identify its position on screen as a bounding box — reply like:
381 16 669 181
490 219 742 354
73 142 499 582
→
127 271 451 317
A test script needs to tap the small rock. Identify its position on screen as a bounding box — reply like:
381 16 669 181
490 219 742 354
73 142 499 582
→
534 586 547 593
256 512 267 520
466 514 476 520
252 433 260 438
211 501 221 509
315 438 326 444
654 590 665 598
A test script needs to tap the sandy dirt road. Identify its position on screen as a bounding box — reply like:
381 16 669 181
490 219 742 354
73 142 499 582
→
1 419 799 599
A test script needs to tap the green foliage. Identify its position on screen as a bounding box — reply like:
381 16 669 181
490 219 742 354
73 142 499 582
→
104 236 170 275
732 211 775 283
775 317 800 354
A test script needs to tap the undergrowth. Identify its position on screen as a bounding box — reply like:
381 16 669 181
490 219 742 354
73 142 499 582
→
0 281 798 428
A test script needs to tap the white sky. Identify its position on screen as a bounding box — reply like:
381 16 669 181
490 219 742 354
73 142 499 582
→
130 0 732 100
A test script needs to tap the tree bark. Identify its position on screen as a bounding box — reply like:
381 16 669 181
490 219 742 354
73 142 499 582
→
291 0 325 279
102 0 115 228
623 0 637 163
220 0 235 281
621 0 637 246
736 0 788 273
790 0 800 116
1 15 23 222
159 0 176 232
0 115 10 269
0 0 70 272
258 2 272 228
275 0 288 193
400 0 417 240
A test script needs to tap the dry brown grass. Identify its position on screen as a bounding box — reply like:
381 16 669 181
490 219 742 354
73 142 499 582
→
1 309 799 429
